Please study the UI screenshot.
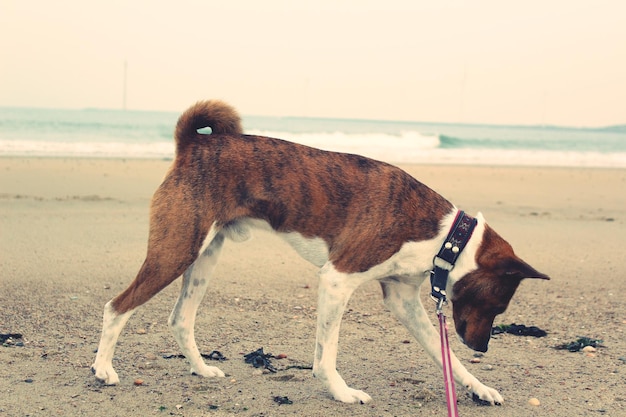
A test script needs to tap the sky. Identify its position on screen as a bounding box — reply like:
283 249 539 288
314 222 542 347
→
1 1 625 127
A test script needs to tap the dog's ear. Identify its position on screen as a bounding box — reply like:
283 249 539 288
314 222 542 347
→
502 257 550 280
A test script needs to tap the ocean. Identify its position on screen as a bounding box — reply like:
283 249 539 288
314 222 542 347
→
1 107 625 168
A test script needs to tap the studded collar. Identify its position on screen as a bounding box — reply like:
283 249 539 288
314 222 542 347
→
430 210 478 305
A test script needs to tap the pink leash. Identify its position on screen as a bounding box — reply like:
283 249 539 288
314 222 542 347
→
430 211 476 416
437 302 460 417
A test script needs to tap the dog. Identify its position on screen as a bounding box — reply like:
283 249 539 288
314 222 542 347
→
92 100 549 405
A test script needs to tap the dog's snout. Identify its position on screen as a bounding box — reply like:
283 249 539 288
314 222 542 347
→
455 318 491 352
473 341 489 353
459 336 489 353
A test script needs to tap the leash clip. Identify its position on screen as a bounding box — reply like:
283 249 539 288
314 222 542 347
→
430 266 450 312
435 295 446 313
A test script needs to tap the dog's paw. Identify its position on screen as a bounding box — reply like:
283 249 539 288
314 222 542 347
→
466 382 503 406
331 387 373 404
190 364 225 378
91 365 120 385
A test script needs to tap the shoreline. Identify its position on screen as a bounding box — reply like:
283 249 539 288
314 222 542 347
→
2 153 626 170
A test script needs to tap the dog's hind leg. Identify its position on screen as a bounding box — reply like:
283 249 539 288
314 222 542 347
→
91 244 203 384
90 300 134 385
380 279 504 405
169 231 226 378
313 263 373 404
92 193 211 385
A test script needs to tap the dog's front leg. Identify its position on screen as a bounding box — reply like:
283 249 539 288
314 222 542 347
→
313 264 372 404
381 279 503 405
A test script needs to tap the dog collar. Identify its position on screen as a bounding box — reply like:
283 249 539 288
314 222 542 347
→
430 210 477 307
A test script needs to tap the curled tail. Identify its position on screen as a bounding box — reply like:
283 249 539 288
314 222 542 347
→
174 100 243 151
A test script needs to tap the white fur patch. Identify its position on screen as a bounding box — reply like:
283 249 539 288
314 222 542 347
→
218 218 330 267
361 209 459 279
448 211 485 295
279 232 329 267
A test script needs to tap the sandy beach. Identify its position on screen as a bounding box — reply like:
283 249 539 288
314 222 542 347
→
1 157 624 416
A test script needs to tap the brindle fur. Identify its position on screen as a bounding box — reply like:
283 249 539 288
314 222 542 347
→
112 101 453 313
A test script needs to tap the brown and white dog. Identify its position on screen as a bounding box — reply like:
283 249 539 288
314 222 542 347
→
92 101 549 405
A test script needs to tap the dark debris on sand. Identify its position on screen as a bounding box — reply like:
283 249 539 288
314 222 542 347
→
244 347 277 373
491 323 547 338
554 337 604 352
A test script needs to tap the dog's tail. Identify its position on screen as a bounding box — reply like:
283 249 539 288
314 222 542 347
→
174 100 243 151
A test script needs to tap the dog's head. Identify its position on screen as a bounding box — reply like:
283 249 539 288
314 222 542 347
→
451 224 549 352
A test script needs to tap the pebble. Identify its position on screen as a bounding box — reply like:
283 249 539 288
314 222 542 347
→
136 328 147 335
134 379 144 386
145 353 157 361
470 358 481 364
528 397 541 406
275 353 287 359
481 365 494 371
582 346 596 353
